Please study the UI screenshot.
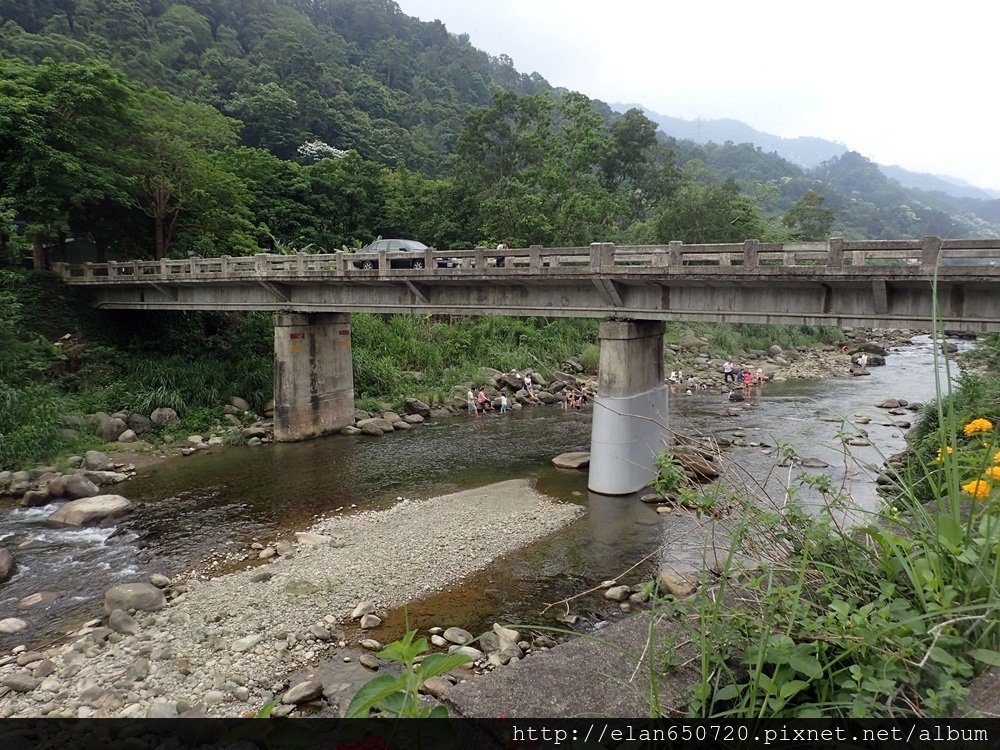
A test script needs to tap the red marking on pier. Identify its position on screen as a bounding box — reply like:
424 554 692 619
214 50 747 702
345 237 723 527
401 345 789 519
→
289 332 305 339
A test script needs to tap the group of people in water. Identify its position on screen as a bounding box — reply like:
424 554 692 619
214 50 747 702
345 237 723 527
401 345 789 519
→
467 371 589 416
669 361 766 396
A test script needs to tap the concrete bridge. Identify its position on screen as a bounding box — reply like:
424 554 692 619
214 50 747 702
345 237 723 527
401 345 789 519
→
53 237 1000 495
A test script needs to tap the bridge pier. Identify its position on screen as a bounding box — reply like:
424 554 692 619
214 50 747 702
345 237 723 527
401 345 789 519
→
273 313 355 442
588 320 669 496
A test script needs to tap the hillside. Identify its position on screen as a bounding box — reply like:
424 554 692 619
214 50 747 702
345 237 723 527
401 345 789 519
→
2 0 1000 263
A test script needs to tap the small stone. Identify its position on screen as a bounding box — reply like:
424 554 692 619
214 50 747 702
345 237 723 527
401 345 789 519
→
360 639 382 651
282 680 323 704
250 570 273 583
275 540 293 556
108 609 139 635
3 674 40 692
127 658 150 681
604 585 631 602
258 547 276 560
149 573 171 588
17 592 58 609
421 676 451 698
443 627 473 645
430 635 448 648
351 601 376 619
234 687 250 702
204 690 227 704
657 569 698 598
449 645 483 662
359 614 382 630
232 634 263 653
309 625 332 641
359 654 380 670
146 702 179 718
0 617 28 634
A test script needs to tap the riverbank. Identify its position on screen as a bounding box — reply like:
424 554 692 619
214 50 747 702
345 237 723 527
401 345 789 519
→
0 479 583 717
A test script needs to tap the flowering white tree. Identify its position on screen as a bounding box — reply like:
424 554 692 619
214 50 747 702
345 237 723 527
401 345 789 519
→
297 140 349 162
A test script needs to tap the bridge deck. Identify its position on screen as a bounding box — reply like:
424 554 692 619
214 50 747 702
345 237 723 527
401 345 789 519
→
53 238 1000 331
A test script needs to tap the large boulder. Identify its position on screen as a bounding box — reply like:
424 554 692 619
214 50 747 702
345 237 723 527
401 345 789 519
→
104 583 166 615
357 417 394 433
403 398 431 417
83 450 111 471
150 407 179 426
64 474 100 499
0 548 16 583
127 413 154 435
47 495 134 527
46 475 67 498
229 396 251 412
673 448 720 479
97 416 127 442
552 452 590 469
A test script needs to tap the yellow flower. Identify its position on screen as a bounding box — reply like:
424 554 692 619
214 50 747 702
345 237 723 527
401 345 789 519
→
994 451 1000 463
963 418 994 436
985 466 1000 481
962 479 991 499
936 446 953 462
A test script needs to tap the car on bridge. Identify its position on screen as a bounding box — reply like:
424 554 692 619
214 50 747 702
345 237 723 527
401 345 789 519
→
352 239 459 269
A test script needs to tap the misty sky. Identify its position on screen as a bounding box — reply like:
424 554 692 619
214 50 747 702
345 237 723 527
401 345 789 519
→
395 1 999 192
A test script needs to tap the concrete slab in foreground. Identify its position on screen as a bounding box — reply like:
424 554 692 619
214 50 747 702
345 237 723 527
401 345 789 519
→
444 614 700 718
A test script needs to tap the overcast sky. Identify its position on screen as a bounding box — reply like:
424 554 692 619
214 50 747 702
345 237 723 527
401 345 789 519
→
395 1 1000 192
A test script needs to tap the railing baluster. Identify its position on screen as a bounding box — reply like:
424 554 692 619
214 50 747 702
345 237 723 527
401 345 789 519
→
827 238 844 268
921 236 942 268
742 239 760 268
668 240 683 266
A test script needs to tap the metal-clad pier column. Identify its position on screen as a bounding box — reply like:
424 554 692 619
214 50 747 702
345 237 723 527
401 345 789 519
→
588 320 669 495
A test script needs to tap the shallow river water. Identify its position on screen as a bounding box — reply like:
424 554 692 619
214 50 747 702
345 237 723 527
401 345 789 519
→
0 335 970 649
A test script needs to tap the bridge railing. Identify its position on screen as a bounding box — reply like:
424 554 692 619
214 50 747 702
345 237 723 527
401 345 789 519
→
50 237 1000 283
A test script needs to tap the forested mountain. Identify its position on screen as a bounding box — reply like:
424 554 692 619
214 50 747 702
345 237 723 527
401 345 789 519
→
878 165 1000 202
1 0 999 270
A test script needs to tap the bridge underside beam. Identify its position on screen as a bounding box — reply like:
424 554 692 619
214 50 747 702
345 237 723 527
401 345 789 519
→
84 277 1000 332
589 320 669 496
273 313 354 442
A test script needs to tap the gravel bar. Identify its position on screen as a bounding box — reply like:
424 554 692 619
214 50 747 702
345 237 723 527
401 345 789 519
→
0 479 583 717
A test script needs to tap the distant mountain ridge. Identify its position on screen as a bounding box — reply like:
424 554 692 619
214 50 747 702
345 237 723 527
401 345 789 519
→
614 104 1000 203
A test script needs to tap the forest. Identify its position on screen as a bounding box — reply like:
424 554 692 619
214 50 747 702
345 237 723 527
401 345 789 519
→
2 0 999 271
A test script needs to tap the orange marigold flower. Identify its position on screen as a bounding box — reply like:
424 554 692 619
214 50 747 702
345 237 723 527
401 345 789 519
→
994 451 1000 463
962 479 991 499
963 418 994 436
984 466 1000 481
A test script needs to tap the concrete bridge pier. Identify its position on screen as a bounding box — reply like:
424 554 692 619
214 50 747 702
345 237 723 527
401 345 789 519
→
273 313 355 442
588 319 669 495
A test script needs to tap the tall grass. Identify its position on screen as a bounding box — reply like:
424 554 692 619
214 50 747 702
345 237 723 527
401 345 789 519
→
645 335 1000 718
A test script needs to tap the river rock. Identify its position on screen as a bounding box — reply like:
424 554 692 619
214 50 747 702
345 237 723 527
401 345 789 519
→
295 532 332 547
108 609 139 635
17 592 58 608
359 654 380 670
44 475 67 498
149 573 170 588
147 702 179 718
657 569 698 598
340 425 362 435
104 583 167 615
0 617 27 634
360 638 382 651
360 614 382 630
673 449 719 479
392 421 412 430
83 450 111 471
20 490 51 507
443 627 473 645
351 601 376 619
126 413 153 436
359 422 383 436
404 398 431 417
768 344 783 357
232 634 262 653
875 398 906 409
48 495 133 527
98 416 127 442
82 470 130 486
249 570 272 583
150 407 179 426
552 452 590 469
64 474 100 499
282 680 323 704
450 645 483 662
357 417 394 433
430 634 448 647
117 429 138 443
604 585 631 602
229 396 251 412
0 547 16 582
3 674 39 693
800 457 830 468
421 676 452 699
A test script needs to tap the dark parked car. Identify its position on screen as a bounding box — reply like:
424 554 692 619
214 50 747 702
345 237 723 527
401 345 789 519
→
352 239 459 269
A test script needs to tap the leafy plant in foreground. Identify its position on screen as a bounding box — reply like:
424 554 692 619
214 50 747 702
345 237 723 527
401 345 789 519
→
346 630 471 718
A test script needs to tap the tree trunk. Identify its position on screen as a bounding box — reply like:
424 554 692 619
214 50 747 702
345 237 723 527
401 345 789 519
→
154 215 165 260
31 234 46 270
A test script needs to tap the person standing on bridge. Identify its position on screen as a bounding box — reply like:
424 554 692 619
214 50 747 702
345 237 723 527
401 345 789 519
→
496 242 508 268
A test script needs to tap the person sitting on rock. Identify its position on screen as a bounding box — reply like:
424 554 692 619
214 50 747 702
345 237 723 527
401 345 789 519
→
477 387 492 412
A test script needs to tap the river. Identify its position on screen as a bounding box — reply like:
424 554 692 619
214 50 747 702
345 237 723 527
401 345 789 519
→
0 334 970 650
